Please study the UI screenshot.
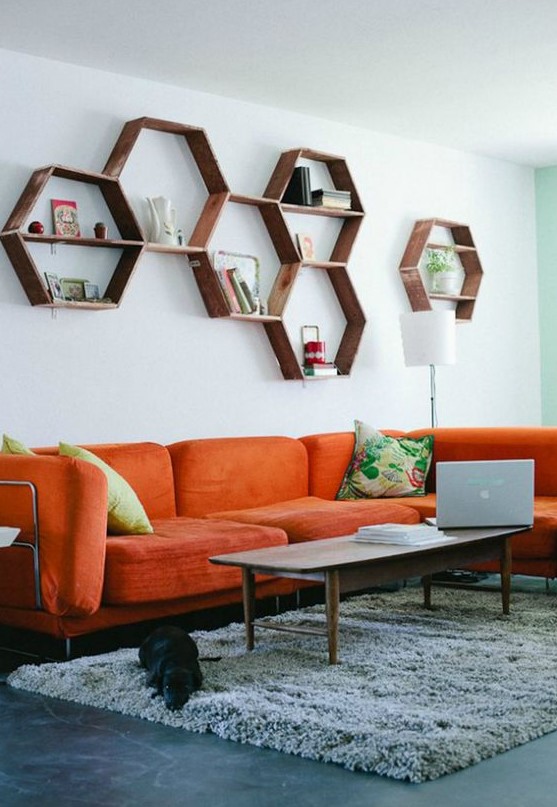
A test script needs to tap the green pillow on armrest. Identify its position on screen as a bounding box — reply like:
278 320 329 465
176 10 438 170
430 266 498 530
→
59 442 153 535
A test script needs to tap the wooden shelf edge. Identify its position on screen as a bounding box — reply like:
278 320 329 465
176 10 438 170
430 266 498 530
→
228 313 282 323
229 193 279 207
19 233 144 248
429 293 476 301
280 204 363 218
34 301 118 310
144 243 204 255
427 242 476 253
304 260 346 269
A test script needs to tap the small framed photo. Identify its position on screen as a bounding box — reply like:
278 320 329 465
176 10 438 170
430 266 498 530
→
60 277 88 302
296 233 315 261
51 199 81 237
44 272 65 302
84 282 100 301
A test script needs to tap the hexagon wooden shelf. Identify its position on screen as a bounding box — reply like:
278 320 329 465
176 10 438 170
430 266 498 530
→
398 218 483 322
261 148 366 378
0 165 144 307
103 116 230 249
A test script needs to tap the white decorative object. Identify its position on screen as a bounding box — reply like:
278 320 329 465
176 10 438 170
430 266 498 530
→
146 196 178 245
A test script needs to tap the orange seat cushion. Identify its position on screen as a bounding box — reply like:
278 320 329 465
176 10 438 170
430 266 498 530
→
102 517 288 605
206 496 420 543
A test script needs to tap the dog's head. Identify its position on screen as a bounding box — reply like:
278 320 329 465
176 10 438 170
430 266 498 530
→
162 668 197 711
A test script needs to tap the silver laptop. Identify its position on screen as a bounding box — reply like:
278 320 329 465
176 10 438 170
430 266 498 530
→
435 460 534 529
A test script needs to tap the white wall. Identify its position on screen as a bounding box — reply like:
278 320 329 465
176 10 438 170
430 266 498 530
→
0 49 541 446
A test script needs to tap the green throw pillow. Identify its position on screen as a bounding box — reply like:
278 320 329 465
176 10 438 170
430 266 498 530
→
59 442 153 535
336 421 434 499
2 434 35 455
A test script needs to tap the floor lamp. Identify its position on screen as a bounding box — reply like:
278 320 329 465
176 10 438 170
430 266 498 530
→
399 310 456 428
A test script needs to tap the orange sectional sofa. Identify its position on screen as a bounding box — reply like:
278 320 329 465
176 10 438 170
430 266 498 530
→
0 435 418 645
0 426 555 649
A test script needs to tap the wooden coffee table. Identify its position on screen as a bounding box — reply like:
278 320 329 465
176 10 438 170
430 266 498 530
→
210 526 528 664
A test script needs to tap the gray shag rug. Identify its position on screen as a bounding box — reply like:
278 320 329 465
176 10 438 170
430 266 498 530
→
8 587 557 782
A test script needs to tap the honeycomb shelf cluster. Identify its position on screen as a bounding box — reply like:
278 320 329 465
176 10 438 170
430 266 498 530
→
0 116 366 380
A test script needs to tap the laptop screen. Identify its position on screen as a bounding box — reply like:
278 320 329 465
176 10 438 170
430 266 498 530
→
435 459 534 529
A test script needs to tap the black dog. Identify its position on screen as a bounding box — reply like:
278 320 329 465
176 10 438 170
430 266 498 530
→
139 626 203 711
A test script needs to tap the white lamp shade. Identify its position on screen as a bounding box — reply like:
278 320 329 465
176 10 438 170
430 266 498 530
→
399 310 456 367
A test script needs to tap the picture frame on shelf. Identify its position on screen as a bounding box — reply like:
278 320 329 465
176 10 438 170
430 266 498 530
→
51 199 81 237
44 272 64 302
60 277 88 302
296 233 315 261
84 282 100 301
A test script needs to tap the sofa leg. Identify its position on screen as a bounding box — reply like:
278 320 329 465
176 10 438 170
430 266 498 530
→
65 639 72 661
546 578 551 593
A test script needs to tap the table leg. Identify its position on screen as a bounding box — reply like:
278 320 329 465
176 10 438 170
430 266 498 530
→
242 567 255 651
325 570 340 665
422 574 432 609
500 536 512 615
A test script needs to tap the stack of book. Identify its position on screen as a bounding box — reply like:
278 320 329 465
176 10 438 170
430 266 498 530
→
353 523 449 546
303 362 338 377
282 167 312 206
216 268 258 314
311 188 351 210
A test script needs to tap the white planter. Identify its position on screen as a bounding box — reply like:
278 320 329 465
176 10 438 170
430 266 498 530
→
429 271 461 295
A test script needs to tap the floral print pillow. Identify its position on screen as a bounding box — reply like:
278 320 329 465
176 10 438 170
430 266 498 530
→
336 421 434 499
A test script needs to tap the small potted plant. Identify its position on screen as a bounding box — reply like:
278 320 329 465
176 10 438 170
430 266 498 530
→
425 246 460 294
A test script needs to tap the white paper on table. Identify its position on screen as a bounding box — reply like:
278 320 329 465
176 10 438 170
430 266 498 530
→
0 527 21 547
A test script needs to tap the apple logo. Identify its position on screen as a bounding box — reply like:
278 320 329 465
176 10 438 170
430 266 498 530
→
480 489 490 500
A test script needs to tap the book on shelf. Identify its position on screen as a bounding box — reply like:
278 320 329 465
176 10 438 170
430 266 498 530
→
311 188 352 210
216 269 241 313
51 198 81 236
227 268 254 314
303 362 338 377
237 273 257 312
352 522 451 546
283 166 312 205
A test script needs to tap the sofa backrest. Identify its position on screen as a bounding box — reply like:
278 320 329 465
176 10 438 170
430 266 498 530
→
408 427 557 495
167 436 309 517
86 442 177 519
35 442 176 519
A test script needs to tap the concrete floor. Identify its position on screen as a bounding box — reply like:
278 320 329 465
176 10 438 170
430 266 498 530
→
1 576 557 806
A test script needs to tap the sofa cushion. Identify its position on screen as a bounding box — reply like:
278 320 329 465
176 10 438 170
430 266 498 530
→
206 495 420 543
167 436 309 517
102 517 288 604
337 422 434 499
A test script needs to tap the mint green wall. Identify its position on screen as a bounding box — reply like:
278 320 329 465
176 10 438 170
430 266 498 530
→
536 168 557 424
